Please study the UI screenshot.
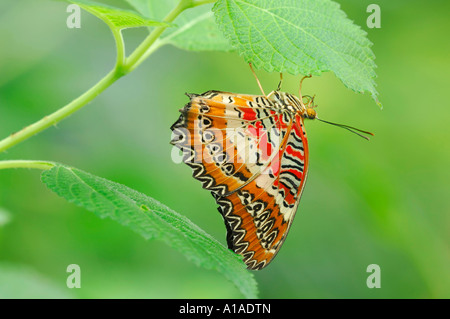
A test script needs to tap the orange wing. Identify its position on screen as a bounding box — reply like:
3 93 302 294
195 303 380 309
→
171 91 309 270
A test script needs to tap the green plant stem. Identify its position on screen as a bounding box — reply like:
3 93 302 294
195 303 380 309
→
124 0 197 72
112 28 126 72
0 160 54 171
0 0 206 156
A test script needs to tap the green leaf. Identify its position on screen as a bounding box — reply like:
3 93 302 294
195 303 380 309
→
67 0 170 30
41 164 258 298
125 0 233 51
213 0 380 104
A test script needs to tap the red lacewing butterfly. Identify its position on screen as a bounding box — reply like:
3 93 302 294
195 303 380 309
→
170 64 373 270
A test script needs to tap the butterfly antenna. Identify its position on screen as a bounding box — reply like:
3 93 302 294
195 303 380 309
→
249 63 266 97
316 117 374 141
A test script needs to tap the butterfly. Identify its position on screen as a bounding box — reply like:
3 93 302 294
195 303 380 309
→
170 64 373 270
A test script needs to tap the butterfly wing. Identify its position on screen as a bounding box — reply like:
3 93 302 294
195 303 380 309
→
213 113 310 270
171 91 309 270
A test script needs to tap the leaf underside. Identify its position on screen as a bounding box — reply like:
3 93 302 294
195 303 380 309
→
213 0 380 104
68 0 379 103
41 164 258 299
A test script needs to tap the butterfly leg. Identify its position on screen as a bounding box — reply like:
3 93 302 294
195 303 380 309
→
298 74 312 108
249 63 267 97
302 94 317 108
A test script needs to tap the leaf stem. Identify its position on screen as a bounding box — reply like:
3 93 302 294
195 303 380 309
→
0 160 54 171
111 28 126 73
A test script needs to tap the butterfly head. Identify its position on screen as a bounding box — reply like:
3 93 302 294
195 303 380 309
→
304 107 317 120
300 94 318 120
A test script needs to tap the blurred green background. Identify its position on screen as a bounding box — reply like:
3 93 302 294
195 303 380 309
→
0 0 449 298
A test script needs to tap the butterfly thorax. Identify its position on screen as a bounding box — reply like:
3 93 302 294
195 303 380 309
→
269 91 317 120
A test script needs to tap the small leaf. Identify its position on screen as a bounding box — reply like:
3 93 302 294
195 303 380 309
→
213 0 380 104
41 164 258 298
66 0 170 30
126 0 233 51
